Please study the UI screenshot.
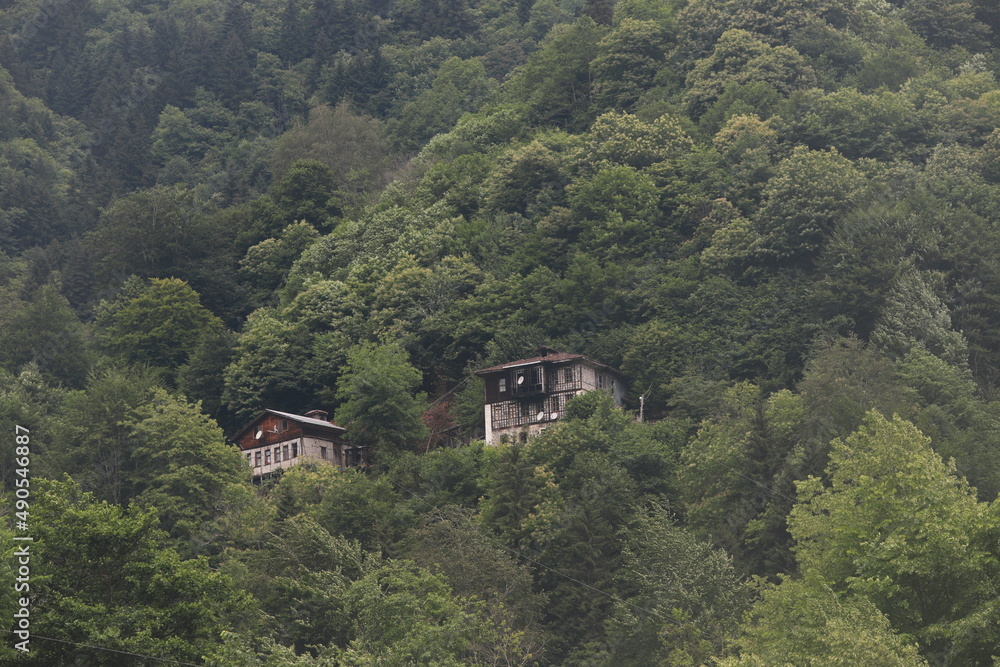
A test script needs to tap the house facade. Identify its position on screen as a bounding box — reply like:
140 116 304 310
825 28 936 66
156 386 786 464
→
475 347 627 444
232 409 365 480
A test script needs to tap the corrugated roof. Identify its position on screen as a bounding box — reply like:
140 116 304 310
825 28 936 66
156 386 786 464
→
475 351 623 376
475 352 583 374
232 409 346 443
268 409 346 431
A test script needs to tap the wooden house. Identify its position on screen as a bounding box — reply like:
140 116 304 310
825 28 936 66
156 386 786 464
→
232 409 365 480
475 347 627 444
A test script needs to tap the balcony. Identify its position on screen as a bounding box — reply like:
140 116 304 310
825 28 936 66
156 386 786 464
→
510 366 545 397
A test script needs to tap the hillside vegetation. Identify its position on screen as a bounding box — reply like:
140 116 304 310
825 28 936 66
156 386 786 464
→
2 0 1000 663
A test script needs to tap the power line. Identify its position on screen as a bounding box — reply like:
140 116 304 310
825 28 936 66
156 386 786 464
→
428 374 473 407
387 477 678 627
389 443 803 626
715 460 799 505
5 630 201 666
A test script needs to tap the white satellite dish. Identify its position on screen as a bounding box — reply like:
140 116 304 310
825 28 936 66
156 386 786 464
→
536 411 545 421
550 412 559 420
255 430 264 439
517 375 525 385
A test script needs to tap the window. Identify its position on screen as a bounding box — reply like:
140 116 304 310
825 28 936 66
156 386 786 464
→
279 419 289 432
513 367 543 393
283 444 289 461
264 449 271 465
246 453 252 465
255 451 261 466
274 447 281 462
292 442 298 458
499 377 507 393
321 446 328 459
563 367 574 384
520 401 544 419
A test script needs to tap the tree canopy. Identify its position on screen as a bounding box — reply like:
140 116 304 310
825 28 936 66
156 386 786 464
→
3 0 1000 662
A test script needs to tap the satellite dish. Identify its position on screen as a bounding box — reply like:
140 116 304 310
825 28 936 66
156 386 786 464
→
550 412 559 420
536 411 545 421
255 430 263 439
517 375 525 385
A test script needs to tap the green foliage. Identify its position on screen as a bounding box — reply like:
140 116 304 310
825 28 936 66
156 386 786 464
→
272 463 410 551
47 364 161 504
585 110 694 168
719 577 927 666
591 19 670 111
150 104 215 164
85 186 221 285
18 477 253 666
233 512 367 652
795 87 925 160
605 507 751 666
568 164 661 253
712 114 779 206
505 16 608 128
405 505 545 629
753 145 865 265
335 342 430 458
871 266 969 367
391 57 495 151
901 0 990 50
0 282 91 387
390 443 491 509
796 336 915 446
337 561 483 665
97 277 223 381
485 138 565 215
677 383 803 575
0 137 73 248
177 325 237 424
222 309 318 423
684 30 817 118
271 103 395 207
270 160 342 231
790 411 1000 660
479 440 563 550
126 389 249 548
4 0 1000 661
240 221 321 302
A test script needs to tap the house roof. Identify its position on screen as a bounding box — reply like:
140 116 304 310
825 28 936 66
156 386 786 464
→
475 350 624 376
232 408 346 443
267 409 346 431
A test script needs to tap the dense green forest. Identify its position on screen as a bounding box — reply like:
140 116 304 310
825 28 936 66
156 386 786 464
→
2 0 1000 663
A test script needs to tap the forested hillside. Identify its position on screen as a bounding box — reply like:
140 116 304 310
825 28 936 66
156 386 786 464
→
2 0 1000 663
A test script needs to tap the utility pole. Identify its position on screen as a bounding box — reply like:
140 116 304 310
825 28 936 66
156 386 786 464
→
637 383 652 423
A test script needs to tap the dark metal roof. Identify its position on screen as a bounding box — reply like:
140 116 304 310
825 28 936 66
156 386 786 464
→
232 408 346 443
475 351 624 376
268 409 346 431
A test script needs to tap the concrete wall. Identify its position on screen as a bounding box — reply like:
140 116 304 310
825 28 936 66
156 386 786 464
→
579 363 625 404
244 436 344 478
484 404 494 443
491 420 559 443
302 435 341 467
